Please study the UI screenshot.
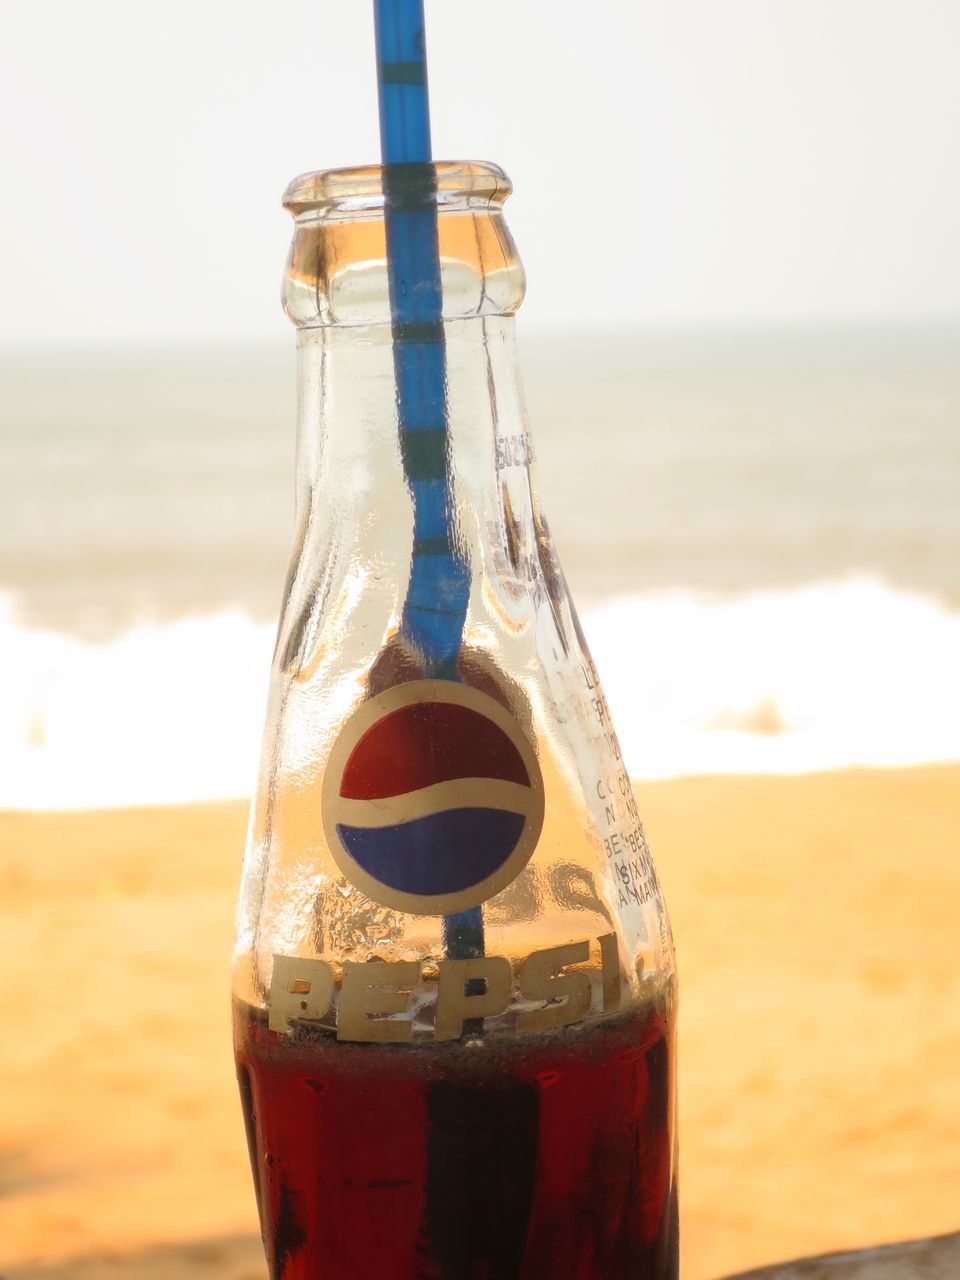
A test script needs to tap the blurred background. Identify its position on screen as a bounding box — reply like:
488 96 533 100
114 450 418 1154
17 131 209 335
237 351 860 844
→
1 2 957 1278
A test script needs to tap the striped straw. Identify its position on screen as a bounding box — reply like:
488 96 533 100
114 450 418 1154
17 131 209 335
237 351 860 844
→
374 0 484 968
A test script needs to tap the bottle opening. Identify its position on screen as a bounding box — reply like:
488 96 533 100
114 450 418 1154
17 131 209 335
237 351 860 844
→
283 160 513 219
282 161 525 329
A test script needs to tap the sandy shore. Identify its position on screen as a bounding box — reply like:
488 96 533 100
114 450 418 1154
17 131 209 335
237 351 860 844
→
1 767 957 1279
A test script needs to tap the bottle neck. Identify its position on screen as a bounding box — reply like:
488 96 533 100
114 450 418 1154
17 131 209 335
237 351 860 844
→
283 159 530 578
280 313 543 679
294 314 532 519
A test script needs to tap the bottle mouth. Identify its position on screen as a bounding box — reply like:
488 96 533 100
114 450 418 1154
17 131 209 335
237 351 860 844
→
282 160 524 327
283 160 513 219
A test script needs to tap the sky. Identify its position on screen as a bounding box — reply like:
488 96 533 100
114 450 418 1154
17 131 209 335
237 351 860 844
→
1 0 958 344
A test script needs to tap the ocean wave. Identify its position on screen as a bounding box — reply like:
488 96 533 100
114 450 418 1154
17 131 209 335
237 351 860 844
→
589 579 960 779
2 578 958 810
0 604 274 811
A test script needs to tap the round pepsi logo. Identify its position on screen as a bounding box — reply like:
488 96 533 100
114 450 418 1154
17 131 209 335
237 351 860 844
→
322 680 545 915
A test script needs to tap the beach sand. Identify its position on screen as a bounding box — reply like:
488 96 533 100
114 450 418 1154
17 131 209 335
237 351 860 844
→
1 767 957 1279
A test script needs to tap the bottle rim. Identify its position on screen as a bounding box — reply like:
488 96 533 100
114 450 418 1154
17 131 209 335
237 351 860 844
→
282 160 513 218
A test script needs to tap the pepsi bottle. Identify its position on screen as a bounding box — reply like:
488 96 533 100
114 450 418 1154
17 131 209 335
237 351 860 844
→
233 161 679 1280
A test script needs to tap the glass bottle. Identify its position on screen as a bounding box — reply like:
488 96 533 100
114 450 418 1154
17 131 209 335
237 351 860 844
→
233 160 678 1280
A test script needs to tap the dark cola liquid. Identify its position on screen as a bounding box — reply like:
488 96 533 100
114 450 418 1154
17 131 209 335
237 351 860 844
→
235 999 678 1280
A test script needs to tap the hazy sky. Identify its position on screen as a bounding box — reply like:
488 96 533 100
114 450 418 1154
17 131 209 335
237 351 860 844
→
2 0 958 343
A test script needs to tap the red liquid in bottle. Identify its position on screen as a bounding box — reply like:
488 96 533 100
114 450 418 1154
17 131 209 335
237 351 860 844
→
235 1001 678 1280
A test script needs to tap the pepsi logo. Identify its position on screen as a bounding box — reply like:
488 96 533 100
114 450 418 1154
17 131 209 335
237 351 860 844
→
322 680 545 915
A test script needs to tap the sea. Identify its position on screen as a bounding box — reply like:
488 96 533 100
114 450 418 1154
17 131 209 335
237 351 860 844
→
3 325 959 809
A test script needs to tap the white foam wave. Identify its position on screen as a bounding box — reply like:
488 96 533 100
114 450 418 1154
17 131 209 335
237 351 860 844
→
588 579 960 779
2 578 958 810
0 602 275 811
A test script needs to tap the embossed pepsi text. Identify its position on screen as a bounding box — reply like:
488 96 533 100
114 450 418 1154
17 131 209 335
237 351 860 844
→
232 163 678 1278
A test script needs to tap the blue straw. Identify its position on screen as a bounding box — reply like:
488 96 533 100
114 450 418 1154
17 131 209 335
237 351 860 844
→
374 0 433 164
374 0 483 966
